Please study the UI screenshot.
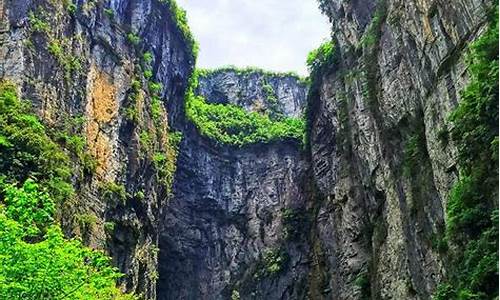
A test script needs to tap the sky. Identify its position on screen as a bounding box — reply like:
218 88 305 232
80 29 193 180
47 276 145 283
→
175 0 331 76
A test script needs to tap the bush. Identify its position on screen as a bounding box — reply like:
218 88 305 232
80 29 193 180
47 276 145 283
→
127 32 140 46
306 41 335 75
0 181 136 300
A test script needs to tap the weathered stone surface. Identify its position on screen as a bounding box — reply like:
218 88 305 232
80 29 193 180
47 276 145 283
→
158 71 311 299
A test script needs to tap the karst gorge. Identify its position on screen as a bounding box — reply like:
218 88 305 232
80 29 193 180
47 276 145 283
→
0 0 498 299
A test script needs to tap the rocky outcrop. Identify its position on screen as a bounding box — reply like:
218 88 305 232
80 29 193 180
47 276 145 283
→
0 0 192 298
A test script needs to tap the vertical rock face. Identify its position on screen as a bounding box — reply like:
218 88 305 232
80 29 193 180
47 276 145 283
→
158 70 311 299
307 0 492 299
0 0 192 298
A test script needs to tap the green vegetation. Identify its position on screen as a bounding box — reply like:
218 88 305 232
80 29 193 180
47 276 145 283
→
159 0 199 60
124 78 142 124
152 131 182 192
28 11 49 33
254 248 288 278
53 115 97 176
282 208 308 241
101 182 128 205
0 82 73 202
127 32 141 46
143 51 153 64
104 8 114 19
65 1 77 14
403 121 428 177
0 182 135 300
354 271 371 299
231 290 241 300
304 40 337 148
186 71 305 146
306 40 336 76
360 0 388 48
47 39 82 79
433 7 498 300
360 0 387 108
0 82 135 299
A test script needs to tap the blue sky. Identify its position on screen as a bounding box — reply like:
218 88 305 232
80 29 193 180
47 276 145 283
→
176 0 331 75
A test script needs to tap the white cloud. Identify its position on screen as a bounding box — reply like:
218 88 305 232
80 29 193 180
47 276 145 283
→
176 0 331 75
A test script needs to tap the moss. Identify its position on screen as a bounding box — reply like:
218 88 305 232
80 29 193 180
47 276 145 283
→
0 81 74 202
354 271 371 299
231 290 240 300
28 11 50 33
253 248 289 279
47 38 82 80
152 131 182 192
77 213 98 237
360 0 387 110
104 8 114 19
143 51 153 64
104 221 116 233
148 82 162 94
282 208 308 241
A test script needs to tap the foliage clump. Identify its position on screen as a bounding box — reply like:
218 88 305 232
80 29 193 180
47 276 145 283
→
306 40 335 76
253 248 288 279
185 71 305 147
0 82 73 202
199 66 307 84
0 181 136 300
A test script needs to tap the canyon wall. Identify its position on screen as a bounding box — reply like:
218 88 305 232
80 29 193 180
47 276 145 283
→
0 0 495 299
